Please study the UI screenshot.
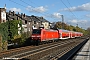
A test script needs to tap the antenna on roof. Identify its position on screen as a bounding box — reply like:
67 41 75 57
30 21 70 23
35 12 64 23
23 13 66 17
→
4 4 6 9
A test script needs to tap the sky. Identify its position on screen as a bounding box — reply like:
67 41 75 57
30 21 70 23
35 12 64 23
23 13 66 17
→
0 0 90 29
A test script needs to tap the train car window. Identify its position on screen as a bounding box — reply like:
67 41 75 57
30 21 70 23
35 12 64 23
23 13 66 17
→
32 29 41 34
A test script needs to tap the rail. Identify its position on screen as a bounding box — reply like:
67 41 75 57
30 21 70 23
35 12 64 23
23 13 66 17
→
57 37 89 60
0 37 87 60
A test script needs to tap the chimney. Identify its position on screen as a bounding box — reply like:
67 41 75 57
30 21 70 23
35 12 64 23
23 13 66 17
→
21 13 23 18
23 13 26 18
41 17 43 19
18 12 19 15
9 10 11 15
4 4 6 9
13 11 15 16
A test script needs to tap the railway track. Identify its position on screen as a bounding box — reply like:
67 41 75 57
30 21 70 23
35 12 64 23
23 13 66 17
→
0 37 87 60
39 38 87 60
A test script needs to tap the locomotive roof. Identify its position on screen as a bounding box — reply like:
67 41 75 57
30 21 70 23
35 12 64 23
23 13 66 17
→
57 29 69 32
33 29 57 32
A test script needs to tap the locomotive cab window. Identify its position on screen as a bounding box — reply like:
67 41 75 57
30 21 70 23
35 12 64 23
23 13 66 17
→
32 29 41 34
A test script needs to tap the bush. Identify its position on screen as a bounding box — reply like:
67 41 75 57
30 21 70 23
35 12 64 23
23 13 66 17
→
0 22 8 41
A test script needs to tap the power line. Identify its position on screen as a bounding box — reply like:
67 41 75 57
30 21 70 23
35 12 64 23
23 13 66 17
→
28 0 39 7
9 0 26 7
9 0 46 16
60 0 78 19
27 0 64 22
28 0 51 15
20 0 53 16
67 0 72 8
19 0 43 14
20 0 35 8
9 0 65 22
9 0 35 14
19 0 59 21
67 0 79 19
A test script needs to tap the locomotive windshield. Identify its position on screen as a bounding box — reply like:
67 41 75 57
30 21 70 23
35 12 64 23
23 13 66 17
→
32 29 41 34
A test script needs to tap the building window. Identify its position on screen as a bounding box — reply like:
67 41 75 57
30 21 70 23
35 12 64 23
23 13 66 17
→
3 20 5 22
34 21 36 24
29 22 30 24
3 14 5 17
25 20 27 24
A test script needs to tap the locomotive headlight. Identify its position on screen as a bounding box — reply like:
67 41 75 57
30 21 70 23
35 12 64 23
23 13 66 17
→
37 36 41 37
31 36 35 37
31 35 41 37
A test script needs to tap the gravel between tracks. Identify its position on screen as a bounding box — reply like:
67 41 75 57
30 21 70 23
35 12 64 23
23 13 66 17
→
0 37 86 60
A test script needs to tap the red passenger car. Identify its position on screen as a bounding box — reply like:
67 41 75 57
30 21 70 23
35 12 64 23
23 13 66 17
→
75 32 81 37
80 33 83 37
70 31 76 38
75 32 79 37
57 29 70 39
78 32 83 37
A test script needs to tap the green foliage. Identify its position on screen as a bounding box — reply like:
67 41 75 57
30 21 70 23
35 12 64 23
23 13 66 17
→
12 32 30 46
0 22 8 41
8 20 22 41
20 31 30 45
86 27 90 36
0 20 31 46
0 20 22 42
53 22 62 29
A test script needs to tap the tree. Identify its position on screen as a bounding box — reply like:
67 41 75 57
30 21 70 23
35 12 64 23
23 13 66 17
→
87 27 90 36
0 22 8 41
53 22 62 29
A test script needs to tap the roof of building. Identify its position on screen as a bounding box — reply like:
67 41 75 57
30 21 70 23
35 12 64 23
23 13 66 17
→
6 11 50 23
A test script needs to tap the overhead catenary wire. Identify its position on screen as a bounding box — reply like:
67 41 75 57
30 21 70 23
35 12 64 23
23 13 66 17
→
9 0 58 22
9 0 25 7
19 0 45 15
28 0 51 15
27 0 79 23
20 0 58 19
66 0 80 27
60 0 78 19
67 0 79 19
19 0 61 22
67 0 72 8
9 0 45 15
23 0 64 22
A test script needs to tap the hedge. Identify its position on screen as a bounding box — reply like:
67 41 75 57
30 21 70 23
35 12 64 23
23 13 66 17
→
0 20 22 41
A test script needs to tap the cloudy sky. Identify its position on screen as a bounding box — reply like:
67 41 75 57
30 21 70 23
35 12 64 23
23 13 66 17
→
0 0 90 29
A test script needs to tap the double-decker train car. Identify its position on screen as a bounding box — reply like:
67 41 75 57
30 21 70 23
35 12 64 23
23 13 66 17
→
69 31 76 38
75 32 83 37
80 33 83 37
31 28 83 45
57 29 70 39
75 32 80 37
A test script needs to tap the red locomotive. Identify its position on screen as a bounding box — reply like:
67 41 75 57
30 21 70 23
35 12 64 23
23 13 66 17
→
31 29 59 44
31 29 83 45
